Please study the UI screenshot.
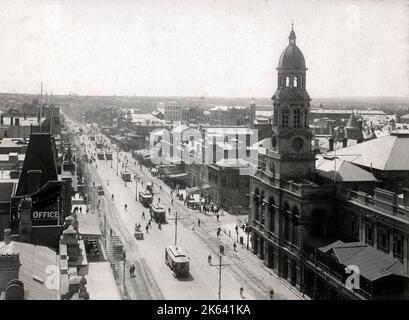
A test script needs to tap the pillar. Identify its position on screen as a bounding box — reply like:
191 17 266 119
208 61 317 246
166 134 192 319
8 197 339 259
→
263 241 269 267
287 257 292 282
389 232 394 257
373 223 378 249
296 263 302 290
274 247 280 274
404 236 408 275
359 215 365 243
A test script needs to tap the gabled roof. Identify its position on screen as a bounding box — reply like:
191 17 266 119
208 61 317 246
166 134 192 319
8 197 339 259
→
319 241 408 282
328 132 409 171
16 133 58 196
316 157 378 182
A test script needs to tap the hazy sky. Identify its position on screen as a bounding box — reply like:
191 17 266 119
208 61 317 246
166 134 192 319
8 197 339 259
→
0 0 408 98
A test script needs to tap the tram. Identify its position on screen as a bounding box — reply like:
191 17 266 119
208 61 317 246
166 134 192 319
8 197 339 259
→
165 246 190 278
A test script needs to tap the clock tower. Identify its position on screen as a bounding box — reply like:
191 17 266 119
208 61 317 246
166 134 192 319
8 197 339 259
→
270 26 315 180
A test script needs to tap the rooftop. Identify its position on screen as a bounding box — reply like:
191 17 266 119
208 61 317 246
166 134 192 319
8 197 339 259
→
328 132 409 171
319 241 408 282
0 241 59 300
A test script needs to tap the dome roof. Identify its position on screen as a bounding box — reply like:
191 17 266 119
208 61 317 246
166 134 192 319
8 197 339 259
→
278 29 306 69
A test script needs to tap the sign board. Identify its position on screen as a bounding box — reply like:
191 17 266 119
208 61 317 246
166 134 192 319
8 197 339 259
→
10 181 62 226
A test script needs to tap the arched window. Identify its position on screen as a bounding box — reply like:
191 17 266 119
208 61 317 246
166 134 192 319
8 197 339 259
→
285 76 290 87
293 76 298 87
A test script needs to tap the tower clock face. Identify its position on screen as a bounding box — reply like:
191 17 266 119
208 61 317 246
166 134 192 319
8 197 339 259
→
292 137 304 151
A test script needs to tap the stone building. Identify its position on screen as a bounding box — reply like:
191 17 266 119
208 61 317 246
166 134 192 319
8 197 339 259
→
249 27 409 300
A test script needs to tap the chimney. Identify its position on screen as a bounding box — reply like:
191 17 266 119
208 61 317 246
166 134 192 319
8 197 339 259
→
5 279 24 300
328 137 334 152
4 228 11 245
0 250 21 293
19 197 32 243
27 170 42 194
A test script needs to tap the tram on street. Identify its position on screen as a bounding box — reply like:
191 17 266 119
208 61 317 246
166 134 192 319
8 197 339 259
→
139 189 153 207
165 246 190 278
106 152 113 160
150 201 166 223
121 169 132 182
97 152 105 160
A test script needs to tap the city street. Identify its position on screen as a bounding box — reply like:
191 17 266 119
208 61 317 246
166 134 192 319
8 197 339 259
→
72 122 302 300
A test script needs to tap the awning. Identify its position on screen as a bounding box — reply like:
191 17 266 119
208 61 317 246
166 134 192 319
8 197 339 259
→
168 173 188 179
186 184 212 194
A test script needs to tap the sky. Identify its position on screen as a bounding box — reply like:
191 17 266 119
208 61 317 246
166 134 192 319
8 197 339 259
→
0 0 407 98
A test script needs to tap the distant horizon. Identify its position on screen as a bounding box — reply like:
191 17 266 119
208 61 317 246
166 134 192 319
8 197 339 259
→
0 91 408 102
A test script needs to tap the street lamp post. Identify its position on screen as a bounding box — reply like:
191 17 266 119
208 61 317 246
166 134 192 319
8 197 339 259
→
209 245 229 300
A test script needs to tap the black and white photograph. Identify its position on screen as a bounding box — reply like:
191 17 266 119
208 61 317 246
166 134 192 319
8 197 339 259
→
0 0 408 309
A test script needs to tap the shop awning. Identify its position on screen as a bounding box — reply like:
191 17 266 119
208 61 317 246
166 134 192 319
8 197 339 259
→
168 173 188 179
186 184 212 194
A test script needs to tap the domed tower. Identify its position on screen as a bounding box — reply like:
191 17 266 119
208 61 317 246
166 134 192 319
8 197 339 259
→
270 26 315 179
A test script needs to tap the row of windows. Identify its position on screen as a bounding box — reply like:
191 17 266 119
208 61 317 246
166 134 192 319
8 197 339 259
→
340 216 404 260
280 75 303 88
280 108 304 128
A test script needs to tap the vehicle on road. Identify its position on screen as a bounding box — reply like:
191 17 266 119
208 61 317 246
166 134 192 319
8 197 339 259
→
97 185 104 195
165 246 190 278
134 224 144 240
106 152 113 160
97 152 105 160
139 189 153 207
150 201 166 223
121 169 132 182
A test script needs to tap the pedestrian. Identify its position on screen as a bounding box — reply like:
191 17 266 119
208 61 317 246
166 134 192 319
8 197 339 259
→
110 228 113 237
142 211 145 219
233 242 237 252
240 287 244 298
158 222 162 230
208 254 212 264
158 197 160 203
217 227 221 237
198 219 201 227
160 185 162 192
235 225 239 234
125 204 128 211
269 289 275 300
145 225 149 233
216 214 220 222
171 199 174 206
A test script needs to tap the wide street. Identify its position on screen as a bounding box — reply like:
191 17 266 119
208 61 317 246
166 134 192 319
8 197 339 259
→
70 120 302 300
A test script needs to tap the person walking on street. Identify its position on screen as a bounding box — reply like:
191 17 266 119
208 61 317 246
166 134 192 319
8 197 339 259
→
208 254 212 265
171 198 173 206
217 227 221 237
240 287 244 298
216 214 220 222
142 211 145 219
269 288 275 300
110 228 113 237
145 225 149 233
233 242 237 252
198 219 201 227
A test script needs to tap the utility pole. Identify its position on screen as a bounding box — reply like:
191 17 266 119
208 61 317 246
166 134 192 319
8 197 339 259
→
175 211 178 246
135 175 138 201
116 148 119 176
209 245 230 300
123 250 126 293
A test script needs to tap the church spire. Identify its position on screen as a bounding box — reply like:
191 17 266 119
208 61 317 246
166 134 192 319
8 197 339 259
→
289 21 296 45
